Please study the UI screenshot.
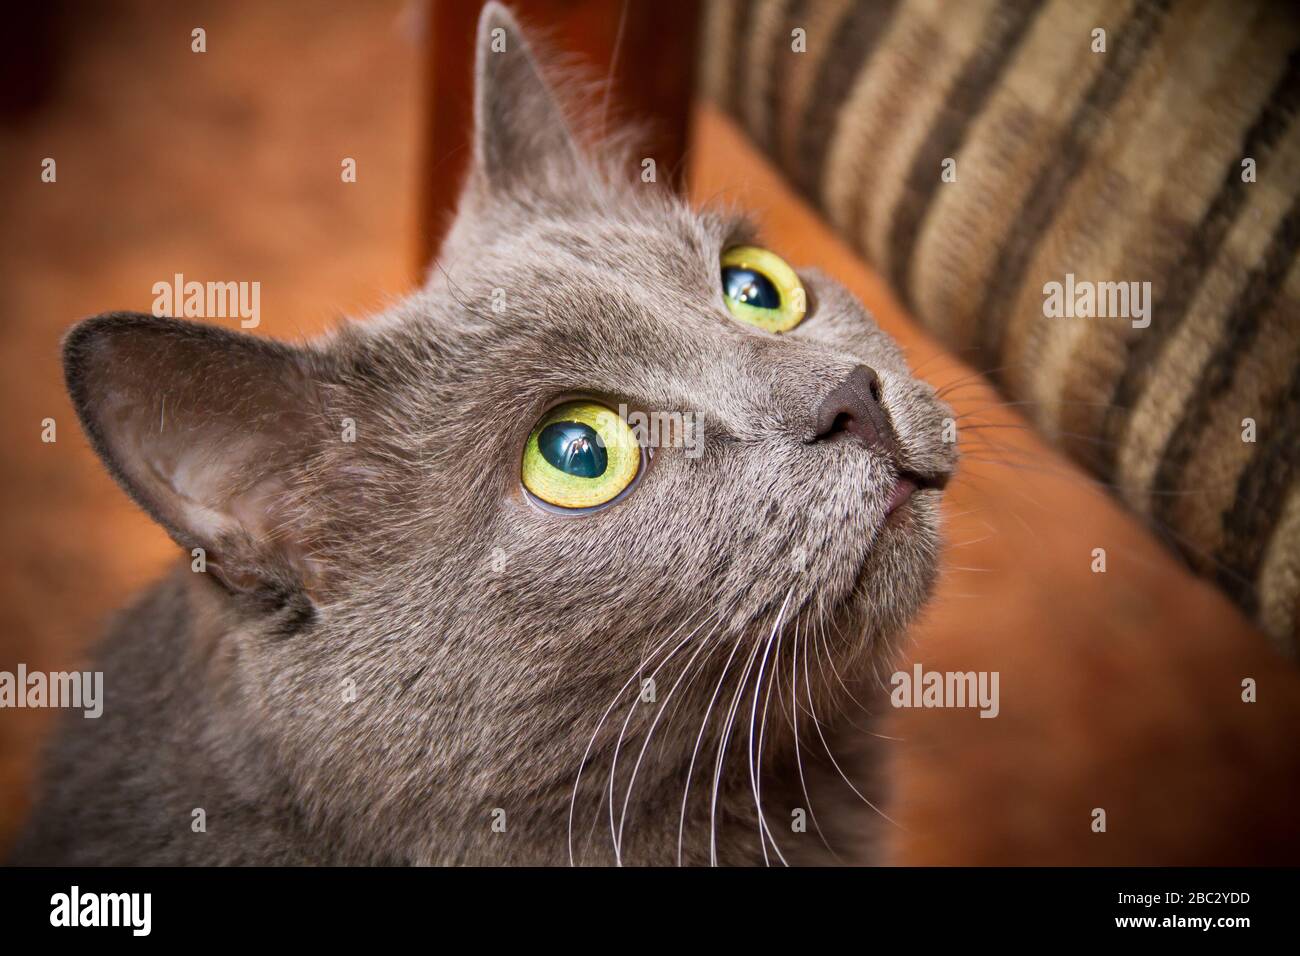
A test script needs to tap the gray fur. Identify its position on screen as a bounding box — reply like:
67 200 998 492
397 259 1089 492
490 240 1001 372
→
10 3 954 866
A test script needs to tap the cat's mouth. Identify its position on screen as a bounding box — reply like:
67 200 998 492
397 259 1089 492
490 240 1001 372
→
883 469 948 524
885 476 918 517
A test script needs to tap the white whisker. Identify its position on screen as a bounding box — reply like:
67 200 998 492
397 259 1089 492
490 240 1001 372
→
708 609 772 866
748 601 789 867
803 626 900 829
567 604 708 866
677 628 747 866
789 621 841 861
614 610 725 855
607 607 720 864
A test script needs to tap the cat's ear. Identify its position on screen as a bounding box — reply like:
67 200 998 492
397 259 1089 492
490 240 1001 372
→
472 1 580 188
63 313 329 602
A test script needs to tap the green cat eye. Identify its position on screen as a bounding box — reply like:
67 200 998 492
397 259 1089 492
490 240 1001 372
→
720 245 807 333
522 401 641 510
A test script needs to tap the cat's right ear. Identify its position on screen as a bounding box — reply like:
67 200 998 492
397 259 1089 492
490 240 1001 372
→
471 2 581 190
63 313 330 606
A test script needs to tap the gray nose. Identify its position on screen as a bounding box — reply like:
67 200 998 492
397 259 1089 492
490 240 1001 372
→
812 365 897 454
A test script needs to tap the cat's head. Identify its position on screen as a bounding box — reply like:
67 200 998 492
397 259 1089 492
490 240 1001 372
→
64 3 954 863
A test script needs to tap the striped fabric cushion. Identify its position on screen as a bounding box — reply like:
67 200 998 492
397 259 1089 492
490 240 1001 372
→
701 0 1300 653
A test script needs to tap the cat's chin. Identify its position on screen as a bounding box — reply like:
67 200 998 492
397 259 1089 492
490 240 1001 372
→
842 488 944 645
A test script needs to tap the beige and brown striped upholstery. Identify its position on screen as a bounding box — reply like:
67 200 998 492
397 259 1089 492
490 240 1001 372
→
701 0 1300 653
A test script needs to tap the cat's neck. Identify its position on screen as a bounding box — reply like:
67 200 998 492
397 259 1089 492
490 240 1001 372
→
176 571 874 865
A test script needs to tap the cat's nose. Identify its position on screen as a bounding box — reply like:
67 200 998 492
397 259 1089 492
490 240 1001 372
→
812 365 898 454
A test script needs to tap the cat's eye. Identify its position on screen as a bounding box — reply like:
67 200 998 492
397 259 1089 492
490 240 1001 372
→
720 246 807 333
522 400 643 511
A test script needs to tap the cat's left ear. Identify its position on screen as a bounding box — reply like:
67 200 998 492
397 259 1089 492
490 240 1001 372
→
472 2 581 189
63 313 330 603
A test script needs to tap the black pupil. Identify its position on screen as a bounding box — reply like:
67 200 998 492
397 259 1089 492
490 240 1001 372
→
539 421 608 478
722 266 781 310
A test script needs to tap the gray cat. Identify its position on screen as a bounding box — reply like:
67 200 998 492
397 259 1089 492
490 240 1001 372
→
10 3 954 866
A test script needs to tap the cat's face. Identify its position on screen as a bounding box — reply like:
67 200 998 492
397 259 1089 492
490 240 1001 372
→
64 4 954 862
